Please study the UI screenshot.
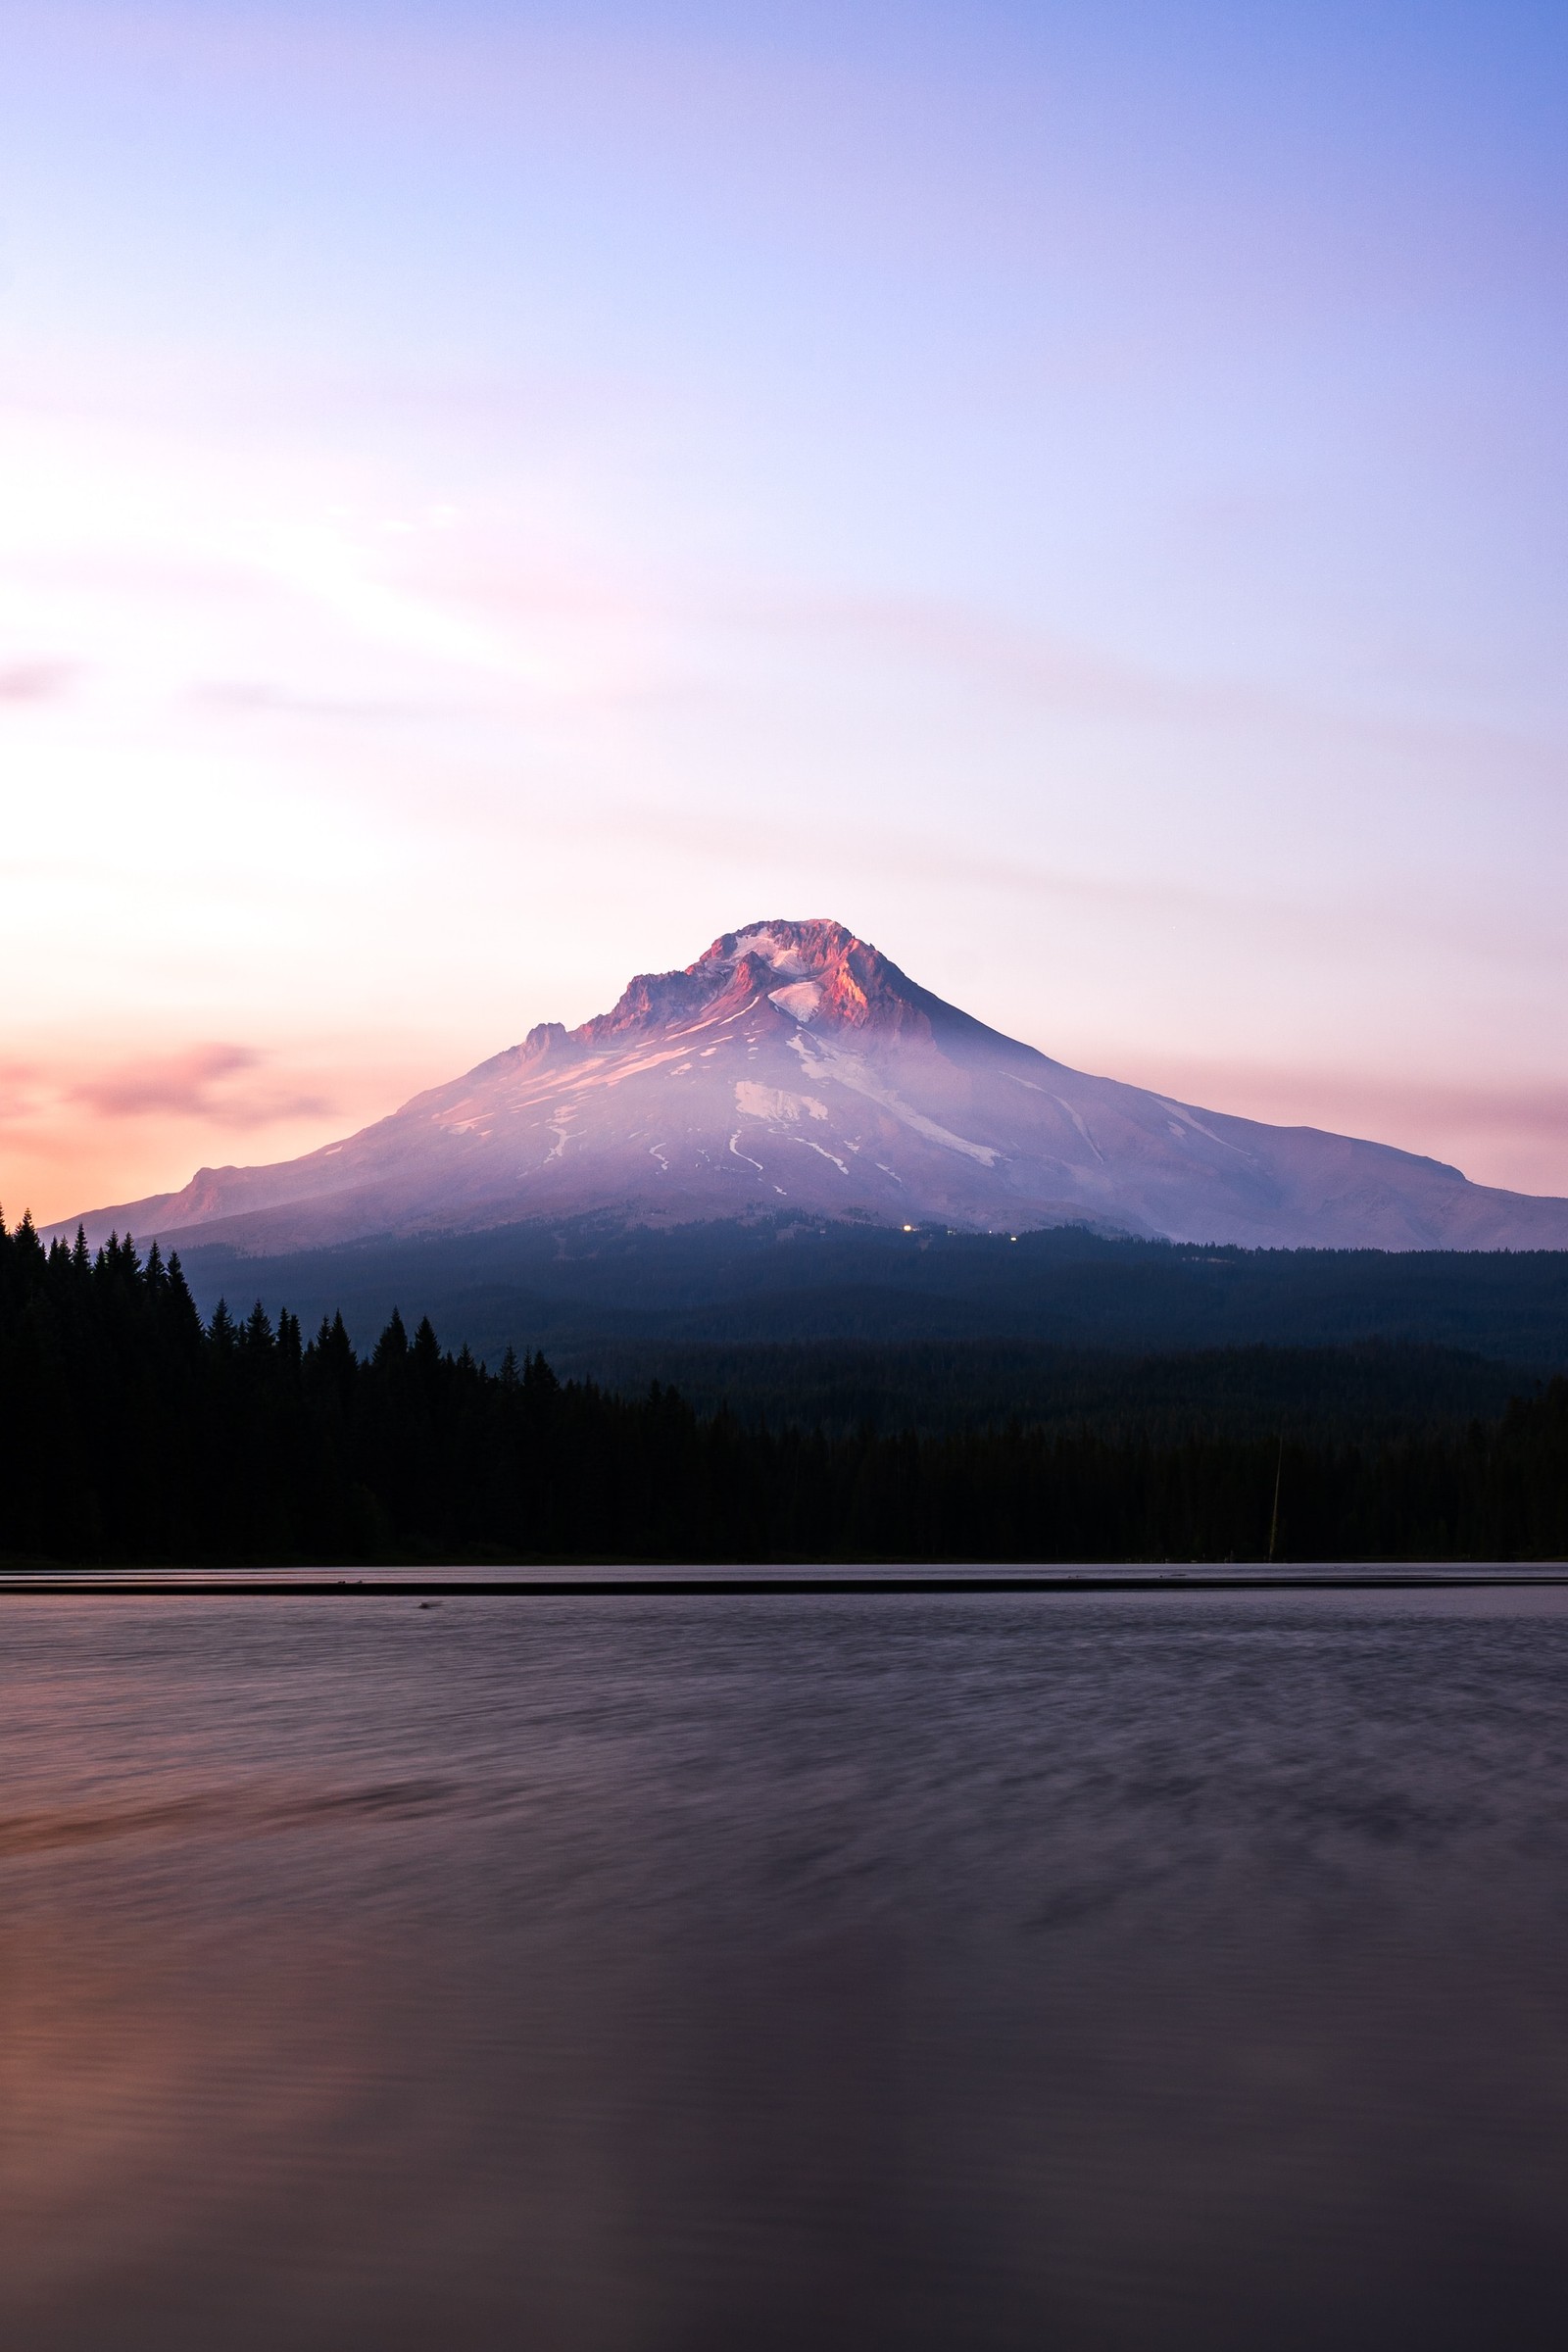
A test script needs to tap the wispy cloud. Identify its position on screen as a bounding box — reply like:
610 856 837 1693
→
61 1043 334 1124
0 1054 292 1143
0 659 78 705
66 1043 260 1119
189 680 432 724
737 587 1568 787
0 1046 334 1131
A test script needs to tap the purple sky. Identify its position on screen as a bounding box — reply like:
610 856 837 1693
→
3 1 1566 1220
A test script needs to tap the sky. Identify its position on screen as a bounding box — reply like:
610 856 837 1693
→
3 0 1566 1223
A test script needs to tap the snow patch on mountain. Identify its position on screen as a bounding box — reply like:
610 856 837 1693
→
735 1081 828 1125
768 980 823 1023
788 1030 1000 1166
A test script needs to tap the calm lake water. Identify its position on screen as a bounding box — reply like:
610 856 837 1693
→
2 1589 1567 2350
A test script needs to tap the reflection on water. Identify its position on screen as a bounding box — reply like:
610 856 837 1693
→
1 1592 1567 2349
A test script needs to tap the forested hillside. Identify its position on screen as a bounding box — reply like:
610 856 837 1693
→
170 1213 1568 1364
3 1213 1566 1565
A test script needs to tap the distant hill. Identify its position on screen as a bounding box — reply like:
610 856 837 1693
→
54 918 1568 1253
171 1216 1568 1373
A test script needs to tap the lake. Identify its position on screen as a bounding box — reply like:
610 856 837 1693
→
1 1586 1566 2348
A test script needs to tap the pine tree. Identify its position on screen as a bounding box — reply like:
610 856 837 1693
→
374 1308 409 1367
242 1300 275 1357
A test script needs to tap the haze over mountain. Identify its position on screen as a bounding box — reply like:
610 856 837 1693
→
58 921 1568 1255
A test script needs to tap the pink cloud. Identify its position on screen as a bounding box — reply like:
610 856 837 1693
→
63 1045 333 1126
0 660 78 705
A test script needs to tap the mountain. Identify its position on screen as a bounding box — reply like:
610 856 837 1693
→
56 918 1568 1253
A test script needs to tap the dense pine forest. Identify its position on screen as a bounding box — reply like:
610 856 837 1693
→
2 1211 1566 1565
175 1210 1568 1363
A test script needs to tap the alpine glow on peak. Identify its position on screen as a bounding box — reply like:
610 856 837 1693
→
56 921 1568 1256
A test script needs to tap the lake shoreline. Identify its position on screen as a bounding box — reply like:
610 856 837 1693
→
3 1565 1567 1596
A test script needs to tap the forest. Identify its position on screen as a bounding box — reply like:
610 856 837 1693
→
2 1211 1566 1566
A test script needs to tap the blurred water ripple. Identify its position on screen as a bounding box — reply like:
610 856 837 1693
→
1 1590 1566 2349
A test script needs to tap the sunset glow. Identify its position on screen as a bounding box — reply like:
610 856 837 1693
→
5 1 1566 1221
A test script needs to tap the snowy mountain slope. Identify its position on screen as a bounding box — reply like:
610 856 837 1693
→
56 919 1568 1253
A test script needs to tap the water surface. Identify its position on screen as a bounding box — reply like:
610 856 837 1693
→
2 1589 1566 2348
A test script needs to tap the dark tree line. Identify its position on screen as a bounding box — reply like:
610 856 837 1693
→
2 1211 1566 1564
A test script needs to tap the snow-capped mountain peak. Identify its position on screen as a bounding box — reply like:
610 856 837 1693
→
54 918 1568 1254
569 920 948 1051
